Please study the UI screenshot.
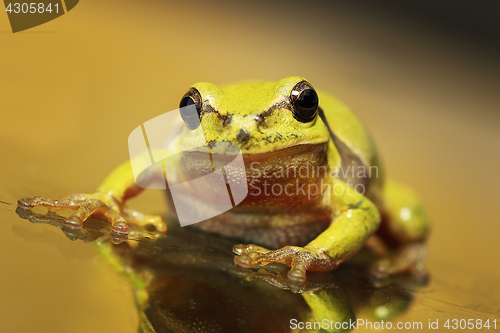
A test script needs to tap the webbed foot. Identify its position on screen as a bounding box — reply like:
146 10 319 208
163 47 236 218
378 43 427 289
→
18 193 166 238
233 244 338 282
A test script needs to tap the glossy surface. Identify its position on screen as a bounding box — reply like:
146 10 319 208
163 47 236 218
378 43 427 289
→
1 1 499 332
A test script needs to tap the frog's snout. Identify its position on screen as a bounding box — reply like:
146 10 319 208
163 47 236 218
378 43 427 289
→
236 128 251 143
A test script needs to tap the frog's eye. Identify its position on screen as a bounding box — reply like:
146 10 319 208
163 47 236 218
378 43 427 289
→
290 81 319 123
179 88 203 130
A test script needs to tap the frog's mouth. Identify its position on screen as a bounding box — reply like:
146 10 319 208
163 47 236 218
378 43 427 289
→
207 139 329 156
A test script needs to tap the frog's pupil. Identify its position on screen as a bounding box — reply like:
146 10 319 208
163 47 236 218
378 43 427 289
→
297 89 318 110
179 96 201 130
180 96 195 109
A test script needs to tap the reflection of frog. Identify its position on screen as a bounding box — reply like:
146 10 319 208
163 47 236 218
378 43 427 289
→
18 76 430 281
111 224 425 333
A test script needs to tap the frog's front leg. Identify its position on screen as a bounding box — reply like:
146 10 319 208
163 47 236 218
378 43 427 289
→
18 155 167 236
234 178 381 282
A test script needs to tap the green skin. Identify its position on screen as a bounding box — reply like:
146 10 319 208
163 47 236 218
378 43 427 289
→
18 76 430 283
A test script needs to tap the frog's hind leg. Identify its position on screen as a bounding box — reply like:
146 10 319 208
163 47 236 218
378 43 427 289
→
378 178 430 245
371 178 430 278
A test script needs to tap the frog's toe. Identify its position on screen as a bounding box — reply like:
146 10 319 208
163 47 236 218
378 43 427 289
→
233 254 255 268
233 244 271 255
232 244 266 267
232 244 247 255
288 264 307 282
111 218 130 234
18 197 37 209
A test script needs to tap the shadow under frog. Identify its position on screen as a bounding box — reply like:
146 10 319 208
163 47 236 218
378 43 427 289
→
17 207 428 333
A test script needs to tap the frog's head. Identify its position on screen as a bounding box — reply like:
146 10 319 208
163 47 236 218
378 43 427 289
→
173 77 335 207
176 76 330 155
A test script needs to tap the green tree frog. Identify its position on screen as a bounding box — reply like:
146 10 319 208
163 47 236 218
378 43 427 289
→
18 76 430 282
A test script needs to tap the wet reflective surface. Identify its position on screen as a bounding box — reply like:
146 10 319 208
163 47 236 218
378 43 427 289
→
14 208 432 332
1 1 500 332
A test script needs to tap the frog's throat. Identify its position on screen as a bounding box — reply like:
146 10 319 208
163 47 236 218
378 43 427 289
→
214 142 328 171
174 142 331 210
176 142 329 184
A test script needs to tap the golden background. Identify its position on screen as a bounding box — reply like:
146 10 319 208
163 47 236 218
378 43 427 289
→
1 1 499 332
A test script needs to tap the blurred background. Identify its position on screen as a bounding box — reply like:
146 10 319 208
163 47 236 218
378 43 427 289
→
1 0 499 332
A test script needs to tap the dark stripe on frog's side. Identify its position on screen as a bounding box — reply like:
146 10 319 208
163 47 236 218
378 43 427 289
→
201 104 236 129
202 103 221 116
317 106 371 191
258 99 289 121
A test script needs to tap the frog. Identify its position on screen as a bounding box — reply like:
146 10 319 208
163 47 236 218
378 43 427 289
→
18 76 430 282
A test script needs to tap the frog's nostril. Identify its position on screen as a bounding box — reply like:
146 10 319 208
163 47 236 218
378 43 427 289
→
236 128 251 143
